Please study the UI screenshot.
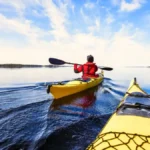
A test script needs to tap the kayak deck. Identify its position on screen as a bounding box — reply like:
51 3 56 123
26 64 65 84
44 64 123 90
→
87 78 150 150
47 72 104 99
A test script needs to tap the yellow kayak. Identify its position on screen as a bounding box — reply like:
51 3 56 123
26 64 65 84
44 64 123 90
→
47 71 104 99
87 78 150 150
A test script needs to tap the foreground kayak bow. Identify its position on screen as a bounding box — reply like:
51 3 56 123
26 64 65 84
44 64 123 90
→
87 78 150 150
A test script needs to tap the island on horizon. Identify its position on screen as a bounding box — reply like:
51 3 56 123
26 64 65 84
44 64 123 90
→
0 64 64 68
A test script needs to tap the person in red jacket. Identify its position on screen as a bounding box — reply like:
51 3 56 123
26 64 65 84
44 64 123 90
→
74 55 99 79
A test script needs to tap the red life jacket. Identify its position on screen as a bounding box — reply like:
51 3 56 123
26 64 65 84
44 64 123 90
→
74 62 99 79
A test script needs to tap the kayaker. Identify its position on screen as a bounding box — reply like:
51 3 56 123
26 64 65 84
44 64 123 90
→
74 55 99 79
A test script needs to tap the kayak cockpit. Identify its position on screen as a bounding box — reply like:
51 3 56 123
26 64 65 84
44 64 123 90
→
117 92 150 117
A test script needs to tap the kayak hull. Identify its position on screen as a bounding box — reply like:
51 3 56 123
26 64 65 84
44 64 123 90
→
87 78 150 150
47 72 104 99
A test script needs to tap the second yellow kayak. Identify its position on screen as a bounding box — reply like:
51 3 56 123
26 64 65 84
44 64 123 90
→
47 71 104 99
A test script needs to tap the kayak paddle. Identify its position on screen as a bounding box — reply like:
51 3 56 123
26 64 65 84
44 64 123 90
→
49 58 113 71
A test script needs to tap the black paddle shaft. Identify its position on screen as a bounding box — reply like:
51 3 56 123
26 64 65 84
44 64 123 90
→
49 58 113 71
49 58 80 65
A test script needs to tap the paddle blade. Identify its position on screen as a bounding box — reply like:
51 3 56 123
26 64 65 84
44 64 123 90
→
49 58 66 65
98 67 113 71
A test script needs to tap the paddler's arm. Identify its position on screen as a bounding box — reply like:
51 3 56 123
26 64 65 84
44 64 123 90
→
74 64 83 73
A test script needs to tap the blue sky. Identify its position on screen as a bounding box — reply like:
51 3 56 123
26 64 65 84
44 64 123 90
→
0 0 150 66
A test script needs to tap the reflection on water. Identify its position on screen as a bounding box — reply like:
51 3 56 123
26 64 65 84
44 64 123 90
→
0 67 150 150
49 86 100 119
50 85 99 109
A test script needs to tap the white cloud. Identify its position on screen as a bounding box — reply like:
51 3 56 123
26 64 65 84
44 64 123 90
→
0 0 71 41
0 0 40 17
1 22 150 66
104 24 150 66
71 4 75 14
84 2 95 9
88 18 101 33
42 0 66 29
80 7 101 32
80 8 89 23
111 0 146 12
0 14 49 44
32 9 45 18
120 0 145 12
0 0 150 67
41 0 70 40
105 14 115 24
111 0 121 6
0 0 25 11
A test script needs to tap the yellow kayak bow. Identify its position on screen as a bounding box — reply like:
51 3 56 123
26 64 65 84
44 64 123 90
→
87 78 150 150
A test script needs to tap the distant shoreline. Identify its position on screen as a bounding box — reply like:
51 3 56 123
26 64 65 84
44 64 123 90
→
0 64 149 68
125 66 150 68
0 64 63 68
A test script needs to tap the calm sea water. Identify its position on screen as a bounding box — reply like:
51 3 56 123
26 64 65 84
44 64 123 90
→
0 67 150 150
